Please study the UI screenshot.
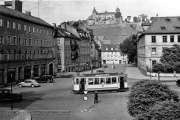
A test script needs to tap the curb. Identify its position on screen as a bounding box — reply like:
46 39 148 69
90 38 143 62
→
128 77 176 82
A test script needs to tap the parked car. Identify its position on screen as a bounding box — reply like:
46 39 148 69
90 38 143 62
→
18 79 40 87
0 89 23 102
96 69 104 73
35 75 53 83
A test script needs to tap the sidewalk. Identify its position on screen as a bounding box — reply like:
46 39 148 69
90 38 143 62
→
126 64 177 82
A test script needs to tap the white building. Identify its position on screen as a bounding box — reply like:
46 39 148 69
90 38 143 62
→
137 17 180 73
101 44 127 64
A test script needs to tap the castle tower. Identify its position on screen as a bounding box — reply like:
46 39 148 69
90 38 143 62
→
115 6 122 24
92 7 97 20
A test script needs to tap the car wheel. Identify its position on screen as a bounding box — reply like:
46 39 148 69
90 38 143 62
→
19 84 22 87
31 84 35 87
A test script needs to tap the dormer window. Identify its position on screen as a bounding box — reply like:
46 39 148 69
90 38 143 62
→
174 26 180 30
160 26 166 30
165 18 171 22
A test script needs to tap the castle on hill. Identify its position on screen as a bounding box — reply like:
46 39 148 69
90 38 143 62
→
87 7 123 25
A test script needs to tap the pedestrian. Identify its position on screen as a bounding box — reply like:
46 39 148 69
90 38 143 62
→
94 91 98 104
178 79 180 87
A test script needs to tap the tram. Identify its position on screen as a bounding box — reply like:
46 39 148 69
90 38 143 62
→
72 72 128 93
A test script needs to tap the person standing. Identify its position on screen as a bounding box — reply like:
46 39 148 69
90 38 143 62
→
94 91 98 104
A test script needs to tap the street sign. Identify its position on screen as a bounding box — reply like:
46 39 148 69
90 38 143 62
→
84 96 88 101
84 90 88 95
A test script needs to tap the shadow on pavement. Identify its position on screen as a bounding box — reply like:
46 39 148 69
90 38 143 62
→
0 91 44 110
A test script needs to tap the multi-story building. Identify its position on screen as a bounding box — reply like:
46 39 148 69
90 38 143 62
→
0 0 57 85
54 27 81 72
101 44 127 64
137 17 180 74
57 22 91 72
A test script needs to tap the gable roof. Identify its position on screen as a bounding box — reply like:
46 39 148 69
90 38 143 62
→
101 44 120 52
0 5 53 27
54 28 80 40
145 17 180 34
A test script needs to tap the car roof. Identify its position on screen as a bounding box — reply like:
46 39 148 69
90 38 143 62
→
25 79 36 81
0 88 10 91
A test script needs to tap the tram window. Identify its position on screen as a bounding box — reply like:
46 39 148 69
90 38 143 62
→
100 78 105 84
106 77 111 84
94 78 99 84
112 77 117 84
76 78 80 84
88 78 93 85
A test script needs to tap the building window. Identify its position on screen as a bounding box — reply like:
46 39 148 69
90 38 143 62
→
41 28 42 34
12 22 16 29
18 37 21 45
13 36 16 45
178 35 180 42
152 47 156 55
0 19 3 27
28 26 31 33
0 35 3 44
7 36 11 45
106 48 108 50
24 24 27 32
29 38 31 46
24 37 27 46
7 21 10 29
37 27 39 34
111 48 113 50
170 36 174 42
47 30 49 35
33 27 35 33
58 39 61 44
151 36 156 43
163 36 167 42
152 60 156 66
18 23 21 30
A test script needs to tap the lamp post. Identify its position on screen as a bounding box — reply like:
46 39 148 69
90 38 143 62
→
9 69 14 110
158 71 160 81
149 59 152 80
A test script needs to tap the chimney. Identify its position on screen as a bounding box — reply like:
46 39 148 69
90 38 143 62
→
25 11 31 16
5 0 22 12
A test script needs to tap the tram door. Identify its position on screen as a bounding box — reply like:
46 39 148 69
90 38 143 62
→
80 78 85 91
120 77 125 89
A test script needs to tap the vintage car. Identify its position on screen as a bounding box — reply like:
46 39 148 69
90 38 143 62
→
34 75 53 83
0 89 23 102
19 79 40 87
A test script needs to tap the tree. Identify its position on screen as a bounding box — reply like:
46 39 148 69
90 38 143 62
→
133 16 138 22
120 36 137 63
127 80 179 119
150 17 156 22
160 44 180 73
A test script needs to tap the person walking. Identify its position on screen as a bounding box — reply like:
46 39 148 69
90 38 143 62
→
94 91 98 104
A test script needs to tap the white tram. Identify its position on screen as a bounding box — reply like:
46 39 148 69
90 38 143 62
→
72 73 128 93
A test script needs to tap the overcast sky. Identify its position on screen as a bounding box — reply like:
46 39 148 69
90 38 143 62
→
1 0 180 25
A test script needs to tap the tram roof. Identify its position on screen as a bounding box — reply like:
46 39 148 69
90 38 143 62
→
76 72 127 77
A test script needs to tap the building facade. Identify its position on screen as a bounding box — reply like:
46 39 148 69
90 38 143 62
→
101 44 127 64
137 17 180 73
57 22 91 72
0 0 57 85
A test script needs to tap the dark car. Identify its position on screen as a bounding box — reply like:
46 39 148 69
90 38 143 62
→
35 75 53 83
0 89 23 102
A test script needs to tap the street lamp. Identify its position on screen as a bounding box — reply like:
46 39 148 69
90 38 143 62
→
9 69 14 110
158 71 160 81
149 59 152 80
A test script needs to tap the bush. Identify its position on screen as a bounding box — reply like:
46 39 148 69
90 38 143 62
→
152 63 165 73
148 101 180 120
127 80 179 119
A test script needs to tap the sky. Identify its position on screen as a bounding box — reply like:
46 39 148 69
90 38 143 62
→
0 0 180 25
